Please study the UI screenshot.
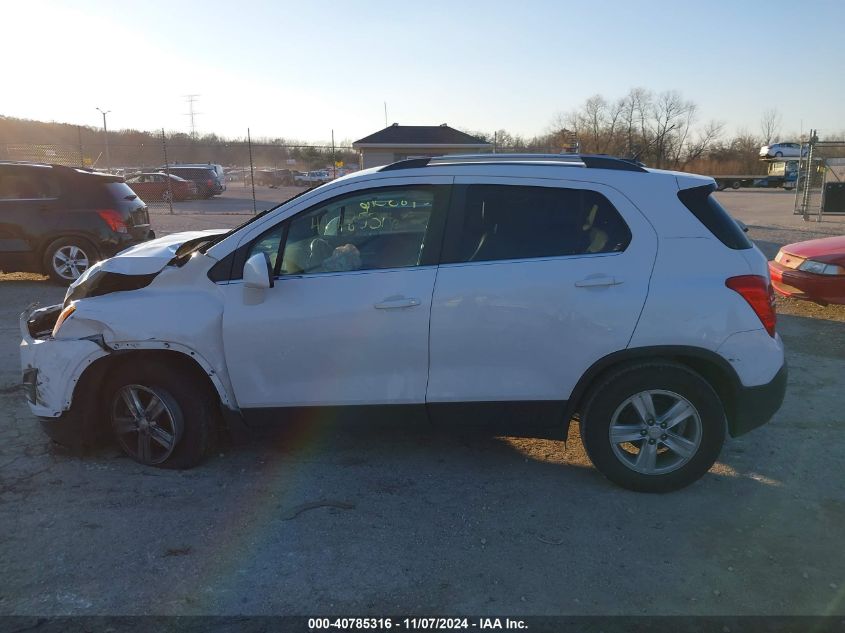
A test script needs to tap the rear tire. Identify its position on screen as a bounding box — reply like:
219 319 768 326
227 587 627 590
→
579 361 726 492
42 236 98 284
104 362 216 469
731 180 741 190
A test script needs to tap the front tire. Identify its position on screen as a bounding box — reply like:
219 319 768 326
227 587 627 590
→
42 236 98 284
105 362 216 469
580 361 726 492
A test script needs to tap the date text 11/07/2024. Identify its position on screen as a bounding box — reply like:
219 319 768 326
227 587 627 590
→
308 617 528 630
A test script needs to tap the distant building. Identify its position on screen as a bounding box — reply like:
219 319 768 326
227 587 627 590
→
353 123 491 169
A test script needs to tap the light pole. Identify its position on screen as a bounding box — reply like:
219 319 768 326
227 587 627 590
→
96 107 111 173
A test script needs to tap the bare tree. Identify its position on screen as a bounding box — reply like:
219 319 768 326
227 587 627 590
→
581 95 608 152
491 129 526 151
620 87 651 157
731 129 764 173
539 87 732 168
640 91 695 168
760 109 782 145
679 120 724 169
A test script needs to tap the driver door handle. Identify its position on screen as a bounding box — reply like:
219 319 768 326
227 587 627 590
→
575 275 623 288
374 296 421 310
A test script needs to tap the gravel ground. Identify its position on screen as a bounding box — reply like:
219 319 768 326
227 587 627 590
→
0 189 843 616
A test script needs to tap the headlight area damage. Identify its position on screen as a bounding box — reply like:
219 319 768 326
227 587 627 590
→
20 304 111 446
19 228 245 451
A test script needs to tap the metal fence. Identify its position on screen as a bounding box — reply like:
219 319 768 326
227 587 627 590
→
794 132 845 222
0 127 358 213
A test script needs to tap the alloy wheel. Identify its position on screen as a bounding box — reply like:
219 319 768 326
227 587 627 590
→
111 384 182 465
608 389 703 475
51 245 90 281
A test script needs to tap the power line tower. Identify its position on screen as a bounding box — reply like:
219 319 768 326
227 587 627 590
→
183 94 201 138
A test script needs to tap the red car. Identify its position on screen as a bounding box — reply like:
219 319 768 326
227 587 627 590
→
769 235 845 305
125 172 198 202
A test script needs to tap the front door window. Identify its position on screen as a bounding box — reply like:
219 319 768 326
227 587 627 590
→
247 186 447 277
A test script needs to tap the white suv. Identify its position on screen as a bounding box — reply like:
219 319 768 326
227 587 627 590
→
20 155 786 492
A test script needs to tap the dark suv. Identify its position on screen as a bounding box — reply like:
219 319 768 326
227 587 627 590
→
254 168 296 187
0 162 154 283
161 165 224 198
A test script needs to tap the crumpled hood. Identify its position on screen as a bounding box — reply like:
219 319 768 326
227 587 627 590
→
69 229 228 289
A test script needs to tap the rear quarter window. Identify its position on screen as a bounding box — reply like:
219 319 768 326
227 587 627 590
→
104 182 139 202
172 168 214 179
677 185 752 250
62 177 139 207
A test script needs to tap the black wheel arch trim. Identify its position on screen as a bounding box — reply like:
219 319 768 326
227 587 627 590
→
53 348 249 449
563 345 779 438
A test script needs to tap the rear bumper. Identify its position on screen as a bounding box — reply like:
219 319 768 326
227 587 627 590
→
728 361 787 437
768 261 845 304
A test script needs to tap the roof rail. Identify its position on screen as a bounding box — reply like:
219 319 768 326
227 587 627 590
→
431 153 583 164
379 157 432 171
379 153 646 173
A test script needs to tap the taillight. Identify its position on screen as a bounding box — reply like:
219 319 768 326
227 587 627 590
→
726 275 776 337
97 209 128 234
207 179 214 186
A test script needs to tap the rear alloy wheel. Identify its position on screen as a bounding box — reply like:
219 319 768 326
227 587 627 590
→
43 237 97 284
580 361 725 492
608 390 702 475
161 189 173 202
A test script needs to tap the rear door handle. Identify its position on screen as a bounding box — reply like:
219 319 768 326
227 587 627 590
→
374 296 421 309
575 275 623 288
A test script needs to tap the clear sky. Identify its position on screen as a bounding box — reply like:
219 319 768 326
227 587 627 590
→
2 0 843 143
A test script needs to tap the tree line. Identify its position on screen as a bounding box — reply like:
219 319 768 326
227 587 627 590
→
465 89 840 176
2 90 842 175
0 116 357 171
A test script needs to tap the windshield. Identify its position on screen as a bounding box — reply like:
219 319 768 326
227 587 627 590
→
194 185 318 255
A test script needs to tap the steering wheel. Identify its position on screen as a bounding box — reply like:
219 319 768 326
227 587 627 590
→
308 238 333 269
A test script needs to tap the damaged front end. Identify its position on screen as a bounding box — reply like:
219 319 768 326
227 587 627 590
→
19 303 111 449
62 228 227 307
19 228 241 449
20 304 110 415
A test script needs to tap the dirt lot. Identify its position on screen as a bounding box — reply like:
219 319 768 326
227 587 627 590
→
0 189 843 616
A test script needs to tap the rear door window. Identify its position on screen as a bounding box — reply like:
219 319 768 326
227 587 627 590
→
443 184 631 264
677 184 752 250
0 166 61 200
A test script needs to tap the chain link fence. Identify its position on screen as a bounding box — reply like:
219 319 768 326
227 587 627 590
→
794 132 845 222
0 127 358 214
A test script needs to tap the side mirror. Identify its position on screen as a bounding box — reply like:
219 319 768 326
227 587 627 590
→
243 252 274 289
